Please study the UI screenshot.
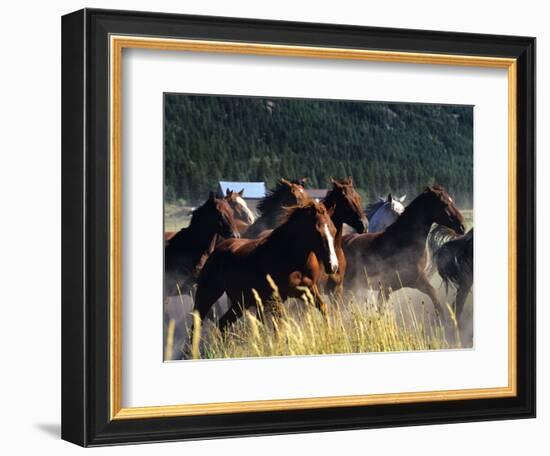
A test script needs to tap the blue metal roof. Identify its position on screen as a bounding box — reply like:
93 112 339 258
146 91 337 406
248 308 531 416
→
219 181 267 199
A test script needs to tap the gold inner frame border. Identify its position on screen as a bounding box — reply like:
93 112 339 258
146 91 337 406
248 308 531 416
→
109 35 517 420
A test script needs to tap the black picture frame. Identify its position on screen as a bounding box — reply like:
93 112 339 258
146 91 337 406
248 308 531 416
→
62 8 536 447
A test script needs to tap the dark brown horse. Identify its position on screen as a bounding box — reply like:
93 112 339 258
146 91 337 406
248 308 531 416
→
164 231 176 244
429 226 473 320
244 178 310 238
343 186 465 317
194 201 339 331
224 188 256 236
164 192 240 297
319 178 367 296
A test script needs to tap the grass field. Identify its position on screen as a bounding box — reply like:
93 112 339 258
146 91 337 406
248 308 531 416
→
165 276 468 361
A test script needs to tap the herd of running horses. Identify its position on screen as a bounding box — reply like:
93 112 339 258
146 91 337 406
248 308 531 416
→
165 178 474 353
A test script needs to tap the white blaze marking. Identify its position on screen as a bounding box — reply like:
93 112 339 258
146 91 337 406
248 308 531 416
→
324 223 339 273
236 196 255 223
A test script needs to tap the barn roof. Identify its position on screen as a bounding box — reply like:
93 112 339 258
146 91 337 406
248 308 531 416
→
219 181 267 199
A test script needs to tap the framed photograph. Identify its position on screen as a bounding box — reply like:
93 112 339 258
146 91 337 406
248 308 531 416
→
61 8 535 446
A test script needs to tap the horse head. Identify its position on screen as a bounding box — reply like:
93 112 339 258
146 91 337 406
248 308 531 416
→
225 188 256 224
327 177 368 233
290 177 308 188
366 192 406 232
388 193 406 215
195 192 241 239
423 186 465 235
284 201 339 274
277 178 310 206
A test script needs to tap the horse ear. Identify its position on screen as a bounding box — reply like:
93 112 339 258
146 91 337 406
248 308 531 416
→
225 188 231 196
399 194 407 202
209 191 216 202
348 176 353 185
239 188 244 196
331 177 342 188
280 178 290 186
299 177 307 186
387 193 393 202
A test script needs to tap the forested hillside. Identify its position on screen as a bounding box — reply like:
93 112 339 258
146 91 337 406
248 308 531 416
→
164 94 473 206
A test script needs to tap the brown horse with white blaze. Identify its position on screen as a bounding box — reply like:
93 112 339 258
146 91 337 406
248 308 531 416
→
319 178 367 296
343 186 465 317
193 201 339 331
224 188 256 236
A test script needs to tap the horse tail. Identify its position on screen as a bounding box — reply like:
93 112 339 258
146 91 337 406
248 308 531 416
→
428 225 460 254
425 225 461 277
431 229 474 292
194 251 226 321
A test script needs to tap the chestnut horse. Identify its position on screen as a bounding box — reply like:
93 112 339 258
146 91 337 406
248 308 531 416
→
244 178 310 238
319 178 367 296
164 192 240 297
193 201 339 331
224 188 256 236
343 186 465 316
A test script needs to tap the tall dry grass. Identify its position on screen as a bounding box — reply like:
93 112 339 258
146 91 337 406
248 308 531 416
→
167 275 461 361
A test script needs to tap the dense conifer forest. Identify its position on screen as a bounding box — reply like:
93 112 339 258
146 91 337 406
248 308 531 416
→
164 94 473 207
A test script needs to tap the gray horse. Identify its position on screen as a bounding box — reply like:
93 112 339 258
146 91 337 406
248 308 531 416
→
365 194 406 232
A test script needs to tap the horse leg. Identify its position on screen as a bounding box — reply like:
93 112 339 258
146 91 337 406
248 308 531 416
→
194 282 224 321
311 284 329 317
188 280 225 356
218 304 244 332
376 283 392 312
326 274 344 304
415 274 445 319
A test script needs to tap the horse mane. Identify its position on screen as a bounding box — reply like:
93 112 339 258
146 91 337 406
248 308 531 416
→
323 182 341 208
167 196 223 252
188 197 214 226
257 181 298 216
383 187 446 236
429 184 446 193
365 199 385 219
398 186 452 217
275 200 319 227
323 179 352 201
